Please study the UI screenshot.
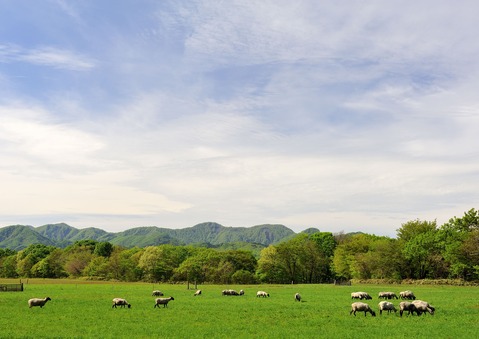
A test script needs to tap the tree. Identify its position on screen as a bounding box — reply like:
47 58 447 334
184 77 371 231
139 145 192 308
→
256 245 288 283
16 244 55 277
397 219 437 242
94 242 114 258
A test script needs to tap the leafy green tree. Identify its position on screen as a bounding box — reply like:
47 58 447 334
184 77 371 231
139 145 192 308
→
138 246 165 282
107 247 144 281
397 219 437 242
256 245 288 283
332 244 354 280
83 256 109 279
31 249 67 278
231 269 257 284
16 244 55 277
94 242 114 258
0 254 18 278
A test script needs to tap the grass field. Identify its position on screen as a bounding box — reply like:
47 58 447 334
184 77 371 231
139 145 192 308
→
0 279 478 338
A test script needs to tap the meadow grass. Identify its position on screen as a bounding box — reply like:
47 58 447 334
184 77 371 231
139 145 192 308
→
0 279 478 338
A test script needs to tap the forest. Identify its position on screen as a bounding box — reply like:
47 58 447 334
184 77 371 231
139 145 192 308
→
1 209 478 283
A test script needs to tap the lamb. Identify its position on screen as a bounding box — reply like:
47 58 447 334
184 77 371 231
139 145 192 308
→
294 293 301 302
412 300 435 315
350 302 376 316
112 298 131 308
28 297 51 308
351 292 372 300
194 290 202 296
378 301 397 315
378 292 398 299
154 296 175 308
399 301 417 317
256 291 270 298
399 290 416 300
152 290 164 297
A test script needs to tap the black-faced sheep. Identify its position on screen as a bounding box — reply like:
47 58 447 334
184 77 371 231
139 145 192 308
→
152 290 164 297
412 300 435 315
378 291 398 299
351 292 372 300
256 291 269 298
222 289 239 296
378 301 397 315
154 296 175 308
350 302 376 316
399 301 417 317
112 298 131 308
239 289 244 296
194 290 202 296
294 293 301 302
28 297 51 308
399 290 416 300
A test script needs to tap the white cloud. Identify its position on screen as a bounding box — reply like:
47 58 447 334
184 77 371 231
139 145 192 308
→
0 44 94 71
20 47 95 70
1 1 479 235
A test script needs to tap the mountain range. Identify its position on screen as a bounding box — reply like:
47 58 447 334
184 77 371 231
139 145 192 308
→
0 222 313 251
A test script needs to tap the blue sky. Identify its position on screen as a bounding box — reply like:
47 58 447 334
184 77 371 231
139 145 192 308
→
1 1 478 236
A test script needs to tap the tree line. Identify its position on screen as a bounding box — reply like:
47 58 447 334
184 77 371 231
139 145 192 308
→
1 209 478 283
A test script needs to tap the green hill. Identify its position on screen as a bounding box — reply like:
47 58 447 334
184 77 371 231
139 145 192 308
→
0 222 298 250
0 225 55 250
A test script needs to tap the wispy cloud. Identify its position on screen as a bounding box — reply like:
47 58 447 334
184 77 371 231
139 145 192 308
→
0 44 95 70
0 1 478 235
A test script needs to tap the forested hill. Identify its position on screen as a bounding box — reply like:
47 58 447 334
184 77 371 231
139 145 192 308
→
0 222 297 250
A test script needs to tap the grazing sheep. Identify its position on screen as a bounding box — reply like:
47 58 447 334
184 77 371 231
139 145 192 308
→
112 298 131 309
378 301 397 315
412 300 435 315
28 297 51 308
256 291 270 298
351 292 372 300
399 290 416 300
154 296 175 308
222 289 239 296
194 290 202 296
350 302 376 317
399 301 417 317
294 293 301 302
378 292 398 300
152 290 164 297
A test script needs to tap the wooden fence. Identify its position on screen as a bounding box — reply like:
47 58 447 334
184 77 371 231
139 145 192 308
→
0 283 24 292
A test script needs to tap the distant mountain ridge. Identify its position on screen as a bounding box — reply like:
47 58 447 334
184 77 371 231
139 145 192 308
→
0 222 297 250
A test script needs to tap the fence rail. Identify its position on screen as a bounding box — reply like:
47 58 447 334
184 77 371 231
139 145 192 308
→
0 283 24 292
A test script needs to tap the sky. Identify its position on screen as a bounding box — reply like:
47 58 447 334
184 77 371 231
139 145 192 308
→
1 1 478 237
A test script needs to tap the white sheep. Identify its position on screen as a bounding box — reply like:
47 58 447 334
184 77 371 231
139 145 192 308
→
399 290 416 300
378 301 397 315
28 297 51 308
256 291 270 298
412 300 435 315
350 302 376 317
112 298 131 309
194 290 202 296
239 290 245 296
351 291 372 300
152 290 164 297
154 296 175 308
399 301 417 317
378 291 398 299
294 293 301 302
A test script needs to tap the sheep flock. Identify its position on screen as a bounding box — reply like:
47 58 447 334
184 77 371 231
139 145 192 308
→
26 287 436 320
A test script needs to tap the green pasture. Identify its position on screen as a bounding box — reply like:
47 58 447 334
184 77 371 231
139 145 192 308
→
0 280 478 338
